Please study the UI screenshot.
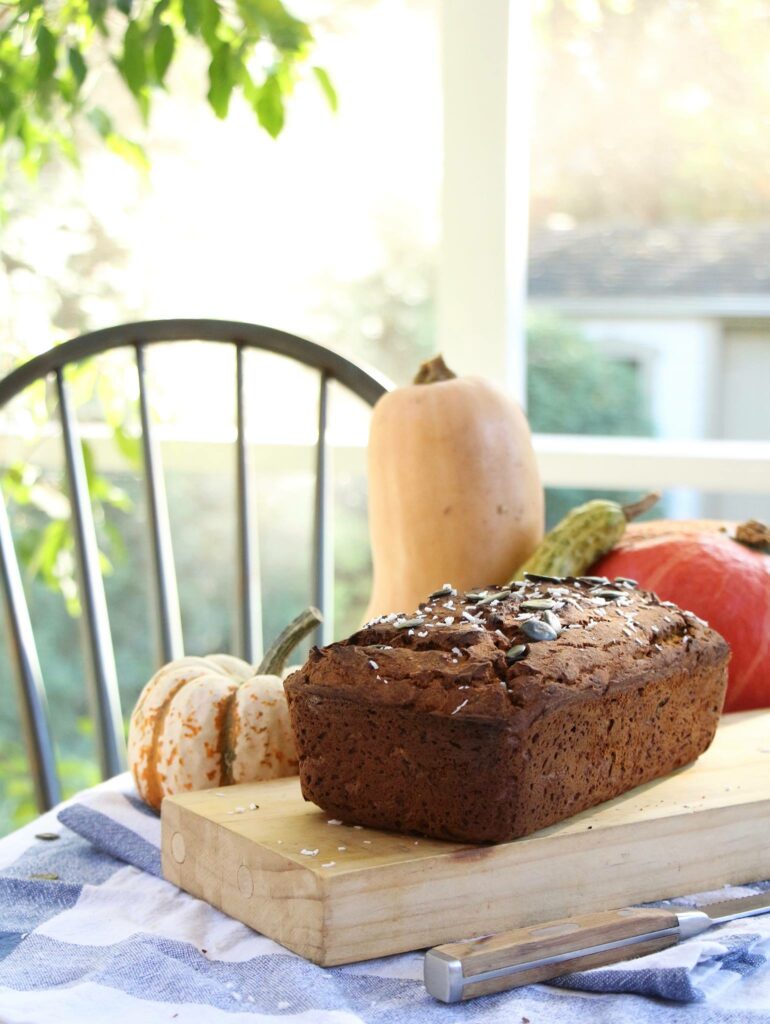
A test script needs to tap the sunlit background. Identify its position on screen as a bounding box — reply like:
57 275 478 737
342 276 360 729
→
2 0 769 831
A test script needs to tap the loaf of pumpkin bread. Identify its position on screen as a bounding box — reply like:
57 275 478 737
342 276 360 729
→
284 576 729 843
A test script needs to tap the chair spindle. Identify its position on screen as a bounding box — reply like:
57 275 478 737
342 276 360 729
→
135 344 184 666
313 371 333 645
0 491 60 809
235 344 263 664
56 368 126 778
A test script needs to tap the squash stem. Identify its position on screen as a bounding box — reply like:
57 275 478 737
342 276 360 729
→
622 492 660 522
257 607 323 675
733 518 770 551
413 354 457 384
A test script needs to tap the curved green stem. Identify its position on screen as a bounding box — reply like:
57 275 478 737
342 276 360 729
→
257 607 323 675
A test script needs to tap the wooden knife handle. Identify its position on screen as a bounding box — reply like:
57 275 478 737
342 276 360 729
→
424 906 680 1002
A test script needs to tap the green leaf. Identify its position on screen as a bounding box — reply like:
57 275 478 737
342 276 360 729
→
240 66 258 107
260 2 312 52
36 25 57 86
200 0 222 49
312 66 337 112
2 462 36 504
26 520 69 582
16 527 44 569
57 73 75 104
68 357 99 406
152 0 172 26
87 106 113 138
27 481 70 520
116 0 132 14
0 81 16 119
87 0 108 32
136 88 151 123
207 43 232 118
255 73 285 138
106 132 150 171
120 21 147 96
68 47 87 89
88 475 133 513
50 125 79 166
112 424 142 467
154 24 175 83
76 717 95 738
182 0 202 34
103 520 128 563
81 439 96 487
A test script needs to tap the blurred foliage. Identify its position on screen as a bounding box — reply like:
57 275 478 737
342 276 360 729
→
527 311 651 436
2 353 140 614
0 456 369 836
0 0 335 185
0 720 100 831
532 0 770 223
527 311 654 526
315 238 434 386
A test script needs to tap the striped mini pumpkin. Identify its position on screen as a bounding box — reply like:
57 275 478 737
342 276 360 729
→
128 609 320 809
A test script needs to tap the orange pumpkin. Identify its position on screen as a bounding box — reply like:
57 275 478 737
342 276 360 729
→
594 521 770 712
128 609 320 809
364 355 544 620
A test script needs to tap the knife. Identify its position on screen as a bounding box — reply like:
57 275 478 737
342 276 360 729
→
424 891 770 1003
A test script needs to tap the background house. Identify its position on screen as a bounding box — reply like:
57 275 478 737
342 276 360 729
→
529 221 770 521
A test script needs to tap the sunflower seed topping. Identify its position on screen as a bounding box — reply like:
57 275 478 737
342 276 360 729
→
521 618 559 642
521 598 556 611
542 609 563 636
505 643 529 664
395 616 425 629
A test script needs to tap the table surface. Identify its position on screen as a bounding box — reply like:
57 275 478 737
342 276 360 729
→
1 774 769 1024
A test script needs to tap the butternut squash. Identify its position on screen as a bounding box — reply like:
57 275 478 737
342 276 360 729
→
364 355 544 621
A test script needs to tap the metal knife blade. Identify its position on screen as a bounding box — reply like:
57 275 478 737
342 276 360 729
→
692 891 770 925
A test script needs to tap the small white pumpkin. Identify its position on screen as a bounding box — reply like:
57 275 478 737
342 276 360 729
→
128 608 321 810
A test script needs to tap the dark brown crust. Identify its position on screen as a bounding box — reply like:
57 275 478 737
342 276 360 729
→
285 580 730 843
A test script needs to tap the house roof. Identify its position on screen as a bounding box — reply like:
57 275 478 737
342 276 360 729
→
528 222 770 303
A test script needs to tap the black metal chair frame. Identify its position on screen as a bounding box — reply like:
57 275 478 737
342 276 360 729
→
0 319 391 813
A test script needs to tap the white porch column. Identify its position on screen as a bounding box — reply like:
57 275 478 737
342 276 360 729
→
437 0 531 404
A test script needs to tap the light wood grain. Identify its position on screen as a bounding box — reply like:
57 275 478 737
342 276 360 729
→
161 709 770 965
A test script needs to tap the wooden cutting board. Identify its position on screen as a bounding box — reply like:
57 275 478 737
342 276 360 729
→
161 709 770 966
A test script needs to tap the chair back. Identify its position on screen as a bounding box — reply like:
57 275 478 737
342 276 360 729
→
0 319 390 810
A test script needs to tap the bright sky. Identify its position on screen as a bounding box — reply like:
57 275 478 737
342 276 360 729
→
31 0 440 436
83 0 440 333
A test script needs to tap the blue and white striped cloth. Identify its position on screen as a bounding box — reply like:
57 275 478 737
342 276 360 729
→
1 774 769 1024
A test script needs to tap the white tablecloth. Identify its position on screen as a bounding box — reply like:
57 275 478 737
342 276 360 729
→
1 774 769 1024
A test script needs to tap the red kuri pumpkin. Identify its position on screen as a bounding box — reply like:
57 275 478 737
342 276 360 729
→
594 520 770 712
